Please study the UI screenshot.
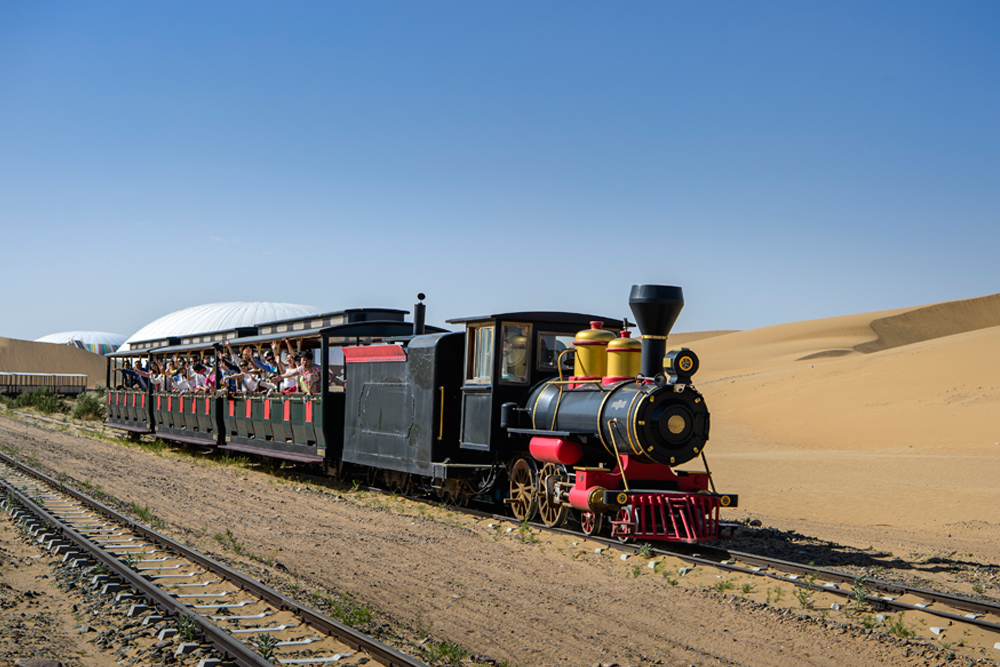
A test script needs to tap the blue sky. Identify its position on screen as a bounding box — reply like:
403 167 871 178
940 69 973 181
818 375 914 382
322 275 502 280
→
1 2 997 341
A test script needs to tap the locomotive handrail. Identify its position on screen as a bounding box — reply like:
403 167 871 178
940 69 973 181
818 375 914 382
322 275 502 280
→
700 452 718 493
544 379 607 389
556 348 573 383
437 386 445 441
606 418 631 491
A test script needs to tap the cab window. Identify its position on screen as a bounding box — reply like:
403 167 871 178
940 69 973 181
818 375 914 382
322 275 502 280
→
537 333 575 371
500 323 531 383
467 324 494 383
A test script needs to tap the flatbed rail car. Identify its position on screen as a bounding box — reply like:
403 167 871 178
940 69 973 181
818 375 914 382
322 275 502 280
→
105 306 442 467
0 372 88 396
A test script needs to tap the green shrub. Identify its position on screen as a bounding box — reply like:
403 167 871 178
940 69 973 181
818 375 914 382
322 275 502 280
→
12 388 68 415
71 391 106 421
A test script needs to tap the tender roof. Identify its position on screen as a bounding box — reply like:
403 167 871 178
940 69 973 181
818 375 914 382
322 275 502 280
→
35 330 127 356
120 302 319 352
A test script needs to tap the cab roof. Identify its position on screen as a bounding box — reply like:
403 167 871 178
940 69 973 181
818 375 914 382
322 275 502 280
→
445 312 624 329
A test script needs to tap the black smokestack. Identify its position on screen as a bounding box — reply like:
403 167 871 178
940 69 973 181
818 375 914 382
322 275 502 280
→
413 293 426 336
628 284 684 378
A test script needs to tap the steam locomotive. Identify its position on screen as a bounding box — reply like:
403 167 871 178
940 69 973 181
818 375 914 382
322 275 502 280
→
106 285 735 543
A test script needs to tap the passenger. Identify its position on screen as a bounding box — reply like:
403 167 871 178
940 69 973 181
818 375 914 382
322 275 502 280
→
170 359 192 393
120 361 136 389
148 361 165 392
278 351 321 395
224 340 260 371
253 348 278 374
130 361 152 391
202 362 218 392
279 355 301 393
162 360 178 392
223 361 259 394
297 353 322 395
115 361 148 390
270 340 300 393
268 341 287 373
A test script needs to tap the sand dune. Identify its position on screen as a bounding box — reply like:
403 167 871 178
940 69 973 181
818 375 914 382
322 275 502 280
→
680 291 1000 371
678 292 1000 533
0 337 108 388
856 292 1000 353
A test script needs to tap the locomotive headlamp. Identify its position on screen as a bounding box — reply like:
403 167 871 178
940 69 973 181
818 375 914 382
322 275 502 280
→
664 348 699 384
718 494 738 508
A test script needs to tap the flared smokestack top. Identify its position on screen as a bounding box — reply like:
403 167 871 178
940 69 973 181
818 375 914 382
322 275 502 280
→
629 285 685 379
628 285 684 337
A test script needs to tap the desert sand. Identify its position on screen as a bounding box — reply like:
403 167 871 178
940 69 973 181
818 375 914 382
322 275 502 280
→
0 336 108 388
681 291 1000 541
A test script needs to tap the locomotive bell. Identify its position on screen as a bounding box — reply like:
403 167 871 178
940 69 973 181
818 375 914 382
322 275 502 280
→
628 285 684 379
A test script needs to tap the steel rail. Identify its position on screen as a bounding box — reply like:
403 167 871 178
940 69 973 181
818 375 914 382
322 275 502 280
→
506 514 1000 635
351 483 1000 636
337 482 1000 638
728 549 1000 617
0 451 429 667
0 466 272 667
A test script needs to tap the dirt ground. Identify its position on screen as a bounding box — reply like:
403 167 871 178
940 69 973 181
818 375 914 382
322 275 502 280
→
2 414 995 667
0 513 121 667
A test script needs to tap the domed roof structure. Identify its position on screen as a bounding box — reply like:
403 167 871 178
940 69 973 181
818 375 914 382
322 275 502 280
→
120 302 319 351
35 331 127 356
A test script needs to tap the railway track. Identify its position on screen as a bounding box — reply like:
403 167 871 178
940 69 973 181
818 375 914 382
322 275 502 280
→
613 531 1000 632
219 464 1000 650
496 516 1000 655
6 410 1000 659
340 483 1000 655
0 450 428 667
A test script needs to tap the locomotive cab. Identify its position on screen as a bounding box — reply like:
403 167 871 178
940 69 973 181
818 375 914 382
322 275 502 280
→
445 312 623 453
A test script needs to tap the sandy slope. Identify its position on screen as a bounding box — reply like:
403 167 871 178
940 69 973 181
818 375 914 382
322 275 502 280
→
676 292 1000 535
0 336 108 388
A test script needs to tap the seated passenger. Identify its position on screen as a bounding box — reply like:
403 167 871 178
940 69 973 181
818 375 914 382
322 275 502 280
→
115 362 148 390
148 361 165 392
278 352 321 395
276 354 301 393
254 348 278 374
191 363 211 392
223 361 259 394
170 360 192 393
297 353 322 395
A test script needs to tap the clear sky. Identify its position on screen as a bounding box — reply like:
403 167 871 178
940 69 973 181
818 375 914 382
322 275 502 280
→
2 2 997 341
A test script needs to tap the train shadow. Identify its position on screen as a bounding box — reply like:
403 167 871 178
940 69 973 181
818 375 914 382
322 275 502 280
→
722 524 983 578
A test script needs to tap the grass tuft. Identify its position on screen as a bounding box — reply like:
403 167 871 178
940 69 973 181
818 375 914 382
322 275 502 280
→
328 593 375 627
424 640 469 665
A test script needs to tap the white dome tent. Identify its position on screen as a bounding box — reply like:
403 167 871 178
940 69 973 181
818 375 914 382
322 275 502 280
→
120 302 320 352
35 331 127 356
